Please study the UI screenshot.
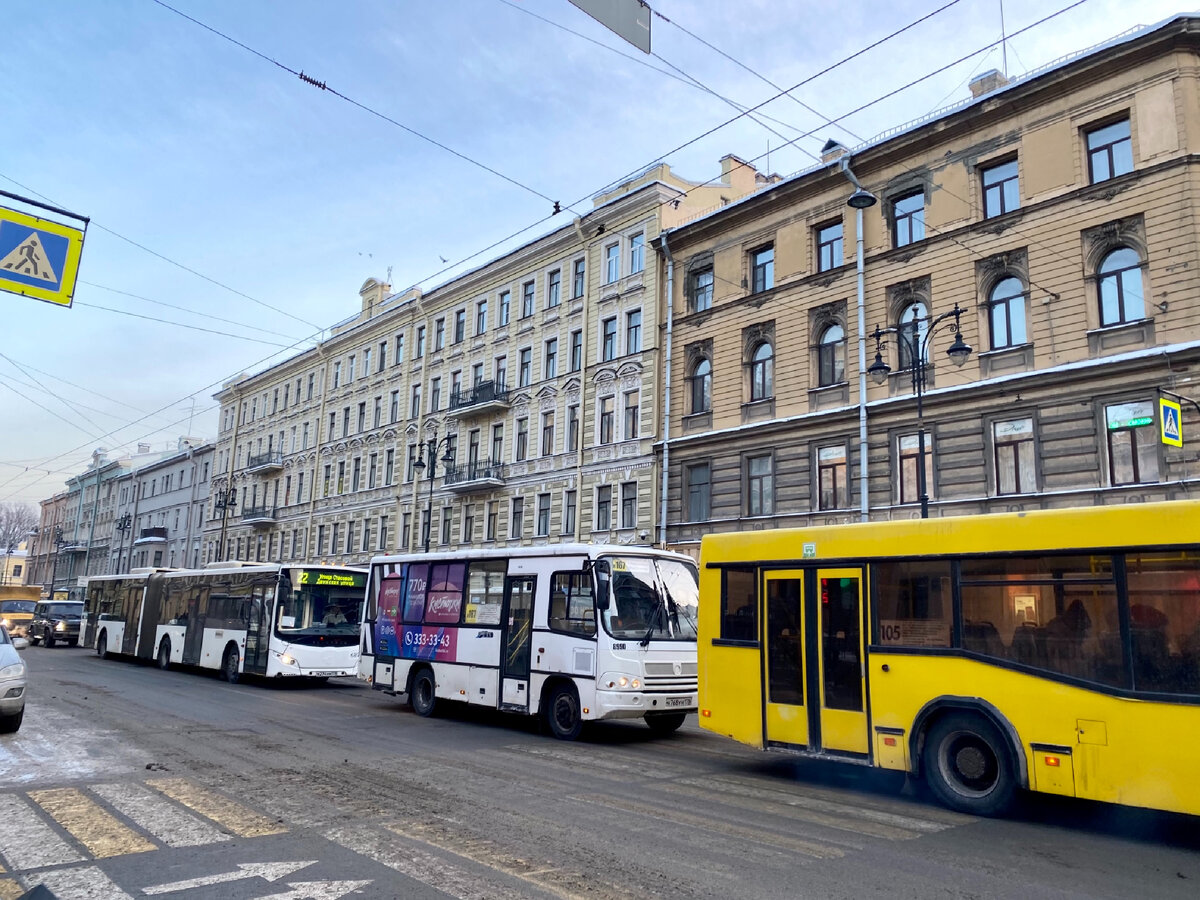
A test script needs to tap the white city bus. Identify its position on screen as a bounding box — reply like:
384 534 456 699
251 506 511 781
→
84 562 365 682
359 544 699 739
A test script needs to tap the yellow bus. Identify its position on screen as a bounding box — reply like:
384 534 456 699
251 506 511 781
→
697 500 1200 817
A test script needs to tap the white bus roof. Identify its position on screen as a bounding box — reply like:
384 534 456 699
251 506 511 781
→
368 543 696 568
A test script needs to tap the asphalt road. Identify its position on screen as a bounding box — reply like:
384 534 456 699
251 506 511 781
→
1 645 1198 900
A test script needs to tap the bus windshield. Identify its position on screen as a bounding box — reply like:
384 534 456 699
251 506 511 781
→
0 601 35 614
277 568 365 646
599 555 699 642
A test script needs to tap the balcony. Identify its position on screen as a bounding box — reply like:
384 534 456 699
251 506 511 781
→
240 505 277 526
133 527 168 545
448 380 510 417
246 450 284 474
443 459 506 493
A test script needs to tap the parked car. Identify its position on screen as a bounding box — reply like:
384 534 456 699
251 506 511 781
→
0 599 36 638
29 600 85 648
0 625 27 733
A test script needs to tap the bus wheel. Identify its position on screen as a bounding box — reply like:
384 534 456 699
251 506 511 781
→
410 669 437 717
222 646 240 684
157 639 171 670
96 632 108 660
544 683 582 741
922 712 1016 816
645 712 687 735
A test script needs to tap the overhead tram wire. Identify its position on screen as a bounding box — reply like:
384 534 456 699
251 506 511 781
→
0 353 108 434
73 302 301 348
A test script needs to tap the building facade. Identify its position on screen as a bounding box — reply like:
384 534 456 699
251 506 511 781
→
657 16 1200 555
207 158 773 565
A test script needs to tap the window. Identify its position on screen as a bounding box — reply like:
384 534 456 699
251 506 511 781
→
430 377 441 413
536 493 551 536
892 191 925 247
686 463 710 521
352 457 362 491
595 486 611 531
485 501 497 541
362 350 371 377
982 158 1019 218
544 338 558 378
1098 247 1145 326
570 329 582 372
1125 552 1200 694
472 363 484 387
751 246 774 293
720 569 758 643
817 445 848 510
337 461 346 494
378 341 387 372
547 269 561 308
410 384 421 419
605 244 619 284
1106 401 1160 485
994 418 1035 494
572 258 585 298
462 505 474 543
518 348 531 387
567 405 579 451
690 358 711 414
495 355 507 389
521 280 535 318
541 411 555 456
747 454 774 516
897 302 929 370
510 497 524 539
515 418 528 461
874 560 952 648
454 309 466 343
406 445 418 482
817 222 843 272
373 396 382 428
623 390 639 439
691 267 713 312
491 423 504 461
434 318 445 351
620 482 637 529
475 299 487 334
332 362 341 389
498 290 511 326
415 326 426 358
988 277 1027 349
384 448 395 485
898 433 935 505
389 390 399 423
563 490 577 535
598 397 614 445
440 508 452 545
817 324 845 386
1087 118 1132 184
394 333 405 365
749 342 774 401
402 512 411 548
342 406 350 438
601 317 617 361
625 310 642 353
357 402 366 432
629 232 644 274
549 571 595 636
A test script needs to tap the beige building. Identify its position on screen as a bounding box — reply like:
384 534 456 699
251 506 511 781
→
657 15 1200 554
208 158 773 564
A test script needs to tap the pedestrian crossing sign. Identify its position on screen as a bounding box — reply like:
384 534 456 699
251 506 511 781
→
0 205 85 307
1160 397 1183 447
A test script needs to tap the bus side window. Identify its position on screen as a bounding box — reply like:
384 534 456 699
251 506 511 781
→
721 569 758 643
549 572 595 636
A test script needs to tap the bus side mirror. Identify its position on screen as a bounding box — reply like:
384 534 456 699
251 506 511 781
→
595 593 609 611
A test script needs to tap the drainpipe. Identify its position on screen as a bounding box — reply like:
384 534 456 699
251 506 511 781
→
659 231 674 548
839 158 874 522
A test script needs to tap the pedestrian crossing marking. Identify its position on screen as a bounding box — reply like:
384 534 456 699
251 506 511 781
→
0 232 58 285
22 864 134 900
0 878 22 900
28 788 157 859
146 777 287 837
90 782 232 848
0 793 85 869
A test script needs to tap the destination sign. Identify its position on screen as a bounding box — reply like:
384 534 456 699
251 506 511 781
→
299 571 365 588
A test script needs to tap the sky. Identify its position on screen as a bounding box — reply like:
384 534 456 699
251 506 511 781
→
1 0 1191 508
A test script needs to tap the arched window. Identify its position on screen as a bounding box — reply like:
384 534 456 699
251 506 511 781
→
897 301 928 370
689 358 711 414
817 324 846 386
1098 247 1144 326
750 342 774 401
988 277 1026 350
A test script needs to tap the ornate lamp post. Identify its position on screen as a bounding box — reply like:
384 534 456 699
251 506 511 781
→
114 512 132 573
867 303 973 518
412 431 456 554
214 487 238 562
49 525 66 598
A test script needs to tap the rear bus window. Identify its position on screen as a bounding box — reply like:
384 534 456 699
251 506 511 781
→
874 561 952 648
720 569 758 643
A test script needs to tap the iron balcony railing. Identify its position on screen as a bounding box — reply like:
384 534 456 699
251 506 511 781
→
442 459 506 488
448 380 510 413
246 450 284 471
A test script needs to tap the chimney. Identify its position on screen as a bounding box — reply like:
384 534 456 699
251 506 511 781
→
970 69 1009 99
821 139 849 164
137 443 150 454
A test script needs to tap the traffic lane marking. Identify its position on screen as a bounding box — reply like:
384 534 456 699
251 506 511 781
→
144 860 317 894
29 788 157 859
0 793 85 869
146 777 287 837
22 864 133 900
90 782 232 848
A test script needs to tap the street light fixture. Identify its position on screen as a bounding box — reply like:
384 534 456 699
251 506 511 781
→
867 302 973 518
114 512 132 573
214 487 238 562
49 525 66 598
412 431 456 554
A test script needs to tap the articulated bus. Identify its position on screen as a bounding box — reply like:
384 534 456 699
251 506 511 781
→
698 500 1200 817
84 562 366 682
360 544 699 739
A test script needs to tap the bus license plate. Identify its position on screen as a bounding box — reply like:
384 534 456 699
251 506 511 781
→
310 670 339 676
665 697 690 708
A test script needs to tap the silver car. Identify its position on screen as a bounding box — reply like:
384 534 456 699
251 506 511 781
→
0 625 28 733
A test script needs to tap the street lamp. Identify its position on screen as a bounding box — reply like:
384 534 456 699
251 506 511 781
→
114 512 132 573
49 525 66 598
867 303 972 518
214 487 238 562
412 431 456 554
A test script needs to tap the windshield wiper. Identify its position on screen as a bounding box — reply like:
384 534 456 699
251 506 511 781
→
639 588 665 648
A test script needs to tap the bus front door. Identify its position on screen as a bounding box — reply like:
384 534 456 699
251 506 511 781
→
763 569 868 756
500 575 535 711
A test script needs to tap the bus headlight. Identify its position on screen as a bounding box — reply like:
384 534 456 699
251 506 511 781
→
280 653 296 666
600 673 642 690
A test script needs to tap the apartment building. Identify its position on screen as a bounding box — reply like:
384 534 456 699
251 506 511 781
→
208 157 772 564
657 15 1200 553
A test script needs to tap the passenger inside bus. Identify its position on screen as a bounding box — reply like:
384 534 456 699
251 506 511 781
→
322 604 348 626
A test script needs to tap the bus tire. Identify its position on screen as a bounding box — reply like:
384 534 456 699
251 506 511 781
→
221 645 240 684
645 712 687 735
544 682 583 741
922 712 1016 816
96 631 108 660
157 638 171 670
410 668 437 717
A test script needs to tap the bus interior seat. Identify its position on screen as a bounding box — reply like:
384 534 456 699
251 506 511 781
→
963 620 1005 657
1009 623 1040 665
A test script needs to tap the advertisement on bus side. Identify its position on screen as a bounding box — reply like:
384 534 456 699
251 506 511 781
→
400 625 458 661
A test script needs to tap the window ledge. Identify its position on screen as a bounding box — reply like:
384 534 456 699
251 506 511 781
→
740 398 775 423
978 343 1033 378
682 411 712 433
808 382 849 412
1087 318 1154 356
